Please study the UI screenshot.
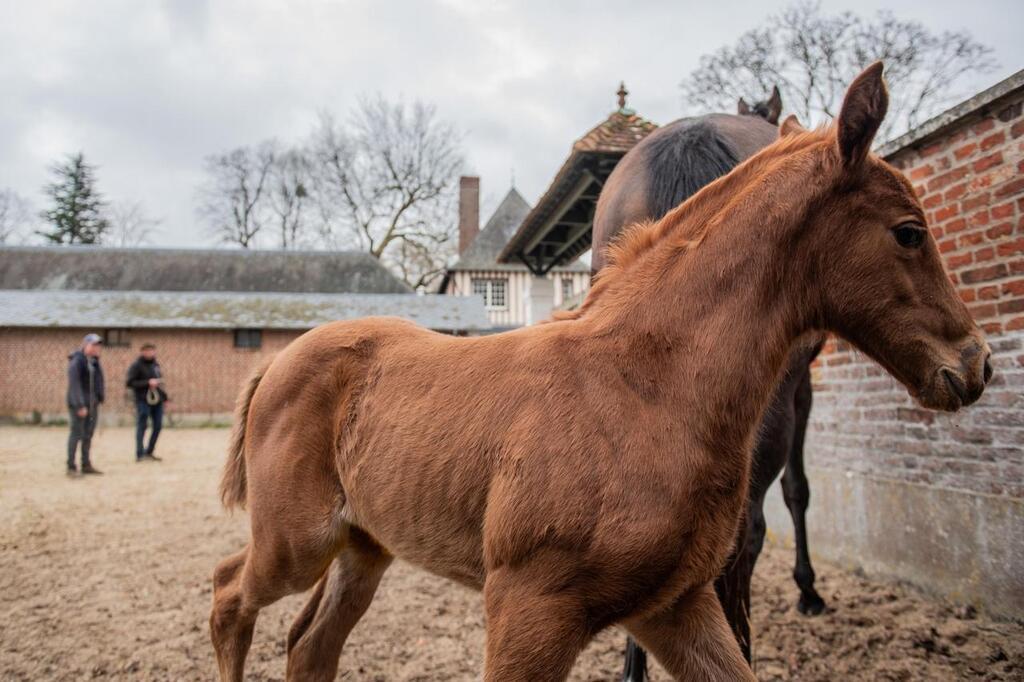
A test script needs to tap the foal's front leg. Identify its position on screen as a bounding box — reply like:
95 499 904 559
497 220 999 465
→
626 583 755 681
483 567 593 681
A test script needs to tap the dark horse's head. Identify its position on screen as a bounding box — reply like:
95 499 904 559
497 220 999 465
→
737 86 783 125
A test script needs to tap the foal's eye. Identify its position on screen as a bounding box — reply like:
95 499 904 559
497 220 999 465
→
893 223 926 249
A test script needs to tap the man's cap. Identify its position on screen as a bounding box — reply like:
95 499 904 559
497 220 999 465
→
83 333 103 345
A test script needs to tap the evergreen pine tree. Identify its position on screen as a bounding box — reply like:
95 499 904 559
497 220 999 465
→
38 153 109 244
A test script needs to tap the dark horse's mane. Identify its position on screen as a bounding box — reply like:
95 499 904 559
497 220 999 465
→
550 120 748 324
643 120 740 219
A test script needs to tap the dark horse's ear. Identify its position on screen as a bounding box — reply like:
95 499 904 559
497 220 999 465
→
779 114 805 138
836 62 888 167
737 98 751 116
765 86 782 124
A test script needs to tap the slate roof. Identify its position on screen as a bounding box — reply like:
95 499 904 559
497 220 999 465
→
445 188 590 277
0 245 411 294
0 290 490 333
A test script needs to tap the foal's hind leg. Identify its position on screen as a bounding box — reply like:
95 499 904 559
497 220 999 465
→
211 536 336 682
626 583 755 682
210 548 256 682
210 456 347 679
285 527 393 681
782 368 826 616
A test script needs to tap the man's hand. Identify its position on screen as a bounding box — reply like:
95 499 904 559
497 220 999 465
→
76 407 88 418
148 378 160 388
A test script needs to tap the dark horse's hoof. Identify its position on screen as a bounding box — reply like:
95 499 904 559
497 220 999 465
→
797 591 826 616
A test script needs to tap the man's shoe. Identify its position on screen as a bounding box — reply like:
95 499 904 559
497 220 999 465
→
81 464 103 475
145 453 162 462
66 466 79 477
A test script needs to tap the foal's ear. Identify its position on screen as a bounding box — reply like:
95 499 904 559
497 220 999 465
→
837 61 889 167
737 97 751 116
779 114 805 138
765 86 783 125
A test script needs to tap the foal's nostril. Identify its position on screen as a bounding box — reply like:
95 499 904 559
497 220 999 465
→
983 354 993 384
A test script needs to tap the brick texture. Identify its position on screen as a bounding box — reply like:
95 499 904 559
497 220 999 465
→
809 92 1024 500
0 328 300 419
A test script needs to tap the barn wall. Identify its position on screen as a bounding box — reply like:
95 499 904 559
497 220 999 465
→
0 327 301 423
764 87 1024 617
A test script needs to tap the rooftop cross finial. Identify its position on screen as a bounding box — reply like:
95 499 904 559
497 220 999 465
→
616 81 628 110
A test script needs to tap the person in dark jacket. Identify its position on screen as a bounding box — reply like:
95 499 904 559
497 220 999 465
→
67 333 105 476
126 342 168 461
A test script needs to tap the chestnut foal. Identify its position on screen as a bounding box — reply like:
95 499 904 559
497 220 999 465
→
211 63 990 681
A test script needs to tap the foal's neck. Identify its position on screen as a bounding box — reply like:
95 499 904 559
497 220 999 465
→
587 136 827 452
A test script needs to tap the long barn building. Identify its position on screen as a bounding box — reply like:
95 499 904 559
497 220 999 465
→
0 247 489 423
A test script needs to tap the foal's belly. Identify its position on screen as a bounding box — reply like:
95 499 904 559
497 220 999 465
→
339 444 492 590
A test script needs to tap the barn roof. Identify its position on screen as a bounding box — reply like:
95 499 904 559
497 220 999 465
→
0 245 411 294
0 290 490 333
497 99 658 273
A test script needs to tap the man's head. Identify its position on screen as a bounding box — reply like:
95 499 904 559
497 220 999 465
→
82 333 103 357
141 342 156 360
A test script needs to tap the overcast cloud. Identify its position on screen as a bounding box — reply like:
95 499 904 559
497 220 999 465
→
2 0 1021 247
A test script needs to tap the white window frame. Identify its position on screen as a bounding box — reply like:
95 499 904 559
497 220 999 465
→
471 277 509 311
561 277 574 301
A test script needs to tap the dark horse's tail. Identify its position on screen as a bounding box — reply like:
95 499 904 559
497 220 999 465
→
220 360 272 510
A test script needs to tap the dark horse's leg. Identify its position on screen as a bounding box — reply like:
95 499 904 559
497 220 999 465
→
714 517 754 662
781 365 826 615
620 637 648 682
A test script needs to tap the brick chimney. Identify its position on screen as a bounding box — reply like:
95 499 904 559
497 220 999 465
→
458 176 480 255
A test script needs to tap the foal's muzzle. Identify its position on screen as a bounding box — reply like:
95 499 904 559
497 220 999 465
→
931 339 991 411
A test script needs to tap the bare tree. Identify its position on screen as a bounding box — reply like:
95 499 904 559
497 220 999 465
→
105 200 160 247
197 142 276 248
308 97 464 290
680 2 996 138
0 189 34 244
267 147 314 249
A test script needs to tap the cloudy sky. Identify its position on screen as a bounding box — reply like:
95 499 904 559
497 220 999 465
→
2 0 1021 247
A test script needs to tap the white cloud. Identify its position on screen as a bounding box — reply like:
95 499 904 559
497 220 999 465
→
1 0 1020 246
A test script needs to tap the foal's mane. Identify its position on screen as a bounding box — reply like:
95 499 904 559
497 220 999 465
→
552 127 831 323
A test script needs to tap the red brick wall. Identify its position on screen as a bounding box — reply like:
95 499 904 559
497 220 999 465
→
809 90 1024 499
0 327 302 420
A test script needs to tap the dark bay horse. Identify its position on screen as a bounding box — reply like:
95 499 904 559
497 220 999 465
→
211 63 990 681
590 90 825 675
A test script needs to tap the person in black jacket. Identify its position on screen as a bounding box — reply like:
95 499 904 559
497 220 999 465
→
126 342 168 462
67 333 105 476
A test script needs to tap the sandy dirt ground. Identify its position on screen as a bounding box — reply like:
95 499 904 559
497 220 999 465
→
1 426 1021 681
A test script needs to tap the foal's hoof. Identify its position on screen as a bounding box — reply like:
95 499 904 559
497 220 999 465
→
797 591 826 616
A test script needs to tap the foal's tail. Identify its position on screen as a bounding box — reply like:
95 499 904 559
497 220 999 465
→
220 359 272 510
